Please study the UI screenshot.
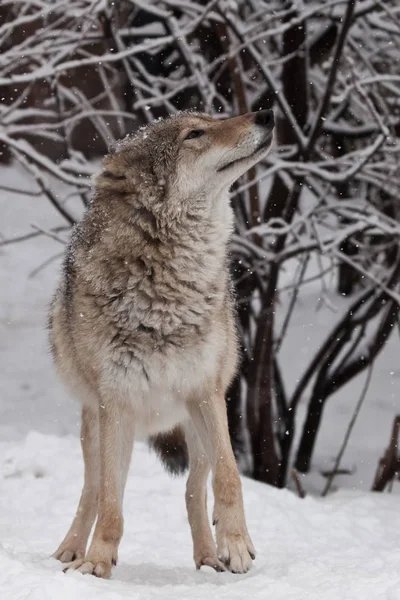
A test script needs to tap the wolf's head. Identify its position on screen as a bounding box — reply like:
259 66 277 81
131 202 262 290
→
96 110 274 214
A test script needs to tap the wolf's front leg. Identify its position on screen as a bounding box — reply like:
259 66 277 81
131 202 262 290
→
187 390 255 574
65 400 134 578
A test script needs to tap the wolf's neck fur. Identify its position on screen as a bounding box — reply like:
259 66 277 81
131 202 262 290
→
71 189 233 344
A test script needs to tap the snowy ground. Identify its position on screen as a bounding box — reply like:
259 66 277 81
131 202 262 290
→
3 433 400 600
1 163 400 598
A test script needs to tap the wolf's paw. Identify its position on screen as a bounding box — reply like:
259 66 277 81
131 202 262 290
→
53 540 86 563
62 541 118 579
216 529 255 574
63 557 115 578
195 553 227 572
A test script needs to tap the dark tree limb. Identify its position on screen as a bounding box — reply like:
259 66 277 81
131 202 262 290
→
295 257 400 473
305 0 357 156
372 416 400 492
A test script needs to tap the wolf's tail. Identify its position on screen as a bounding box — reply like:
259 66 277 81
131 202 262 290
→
149 425 189 476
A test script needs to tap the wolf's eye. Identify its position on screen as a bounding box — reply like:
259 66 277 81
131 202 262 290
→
185 129 205 140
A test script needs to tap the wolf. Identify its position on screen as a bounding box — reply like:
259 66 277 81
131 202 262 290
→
49 108 275 577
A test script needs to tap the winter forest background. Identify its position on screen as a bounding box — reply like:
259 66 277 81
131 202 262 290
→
0 0 400 600
3 0 400 491
2 2 400 597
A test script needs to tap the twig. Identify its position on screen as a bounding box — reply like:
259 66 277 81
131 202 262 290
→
30 224 68 245
275 252 310 353
28 251 64 278
292 470 306 499
0 226 69 247
0 185 42 197
322 362 373 496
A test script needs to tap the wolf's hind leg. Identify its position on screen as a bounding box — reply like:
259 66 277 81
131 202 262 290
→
53 406 100 563
184 422 226 572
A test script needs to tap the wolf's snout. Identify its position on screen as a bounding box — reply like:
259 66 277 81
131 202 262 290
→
254 109 274 130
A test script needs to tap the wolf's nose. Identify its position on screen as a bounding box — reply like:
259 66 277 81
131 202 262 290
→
255 109 274 128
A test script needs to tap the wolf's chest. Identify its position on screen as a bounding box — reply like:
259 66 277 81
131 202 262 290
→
108 331 222 437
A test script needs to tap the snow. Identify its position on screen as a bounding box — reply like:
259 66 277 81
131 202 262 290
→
2 162 400 598
3 433 400 600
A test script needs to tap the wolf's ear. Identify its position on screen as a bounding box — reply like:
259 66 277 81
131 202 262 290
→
108 142 117 155
94 167 127 192
101 170 126 181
